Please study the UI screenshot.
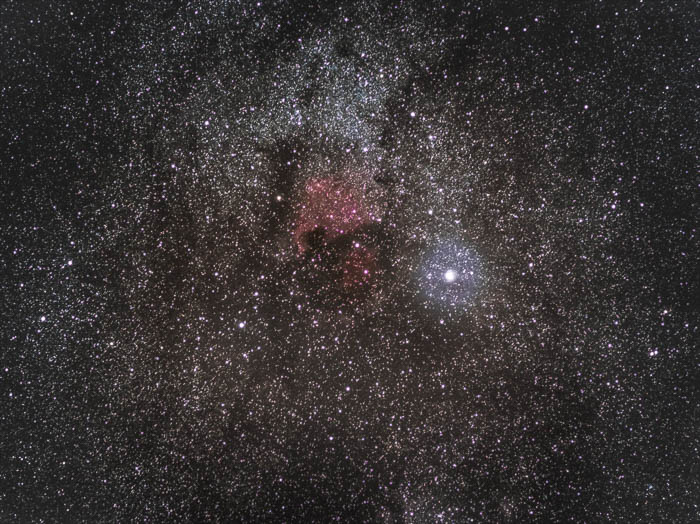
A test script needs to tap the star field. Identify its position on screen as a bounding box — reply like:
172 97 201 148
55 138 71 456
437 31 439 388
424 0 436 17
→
1 1 698 522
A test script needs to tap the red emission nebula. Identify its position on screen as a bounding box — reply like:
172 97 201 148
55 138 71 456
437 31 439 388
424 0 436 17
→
292 176 382 292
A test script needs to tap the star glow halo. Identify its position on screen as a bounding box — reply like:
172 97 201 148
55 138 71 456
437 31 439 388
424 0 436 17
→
418 239 483 308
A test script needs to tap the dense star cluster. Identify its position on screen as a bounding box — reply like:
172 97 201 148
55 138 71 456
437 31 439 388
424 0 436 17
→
1 0 698 522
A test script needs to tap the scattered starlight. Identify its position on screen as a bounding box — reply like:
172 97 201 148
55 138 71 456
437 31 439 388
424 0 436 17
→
2 1 696 522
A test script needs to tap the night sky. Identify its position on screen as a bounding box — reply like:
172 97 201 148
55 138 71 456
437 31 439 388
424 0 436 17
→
1 1 699 522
